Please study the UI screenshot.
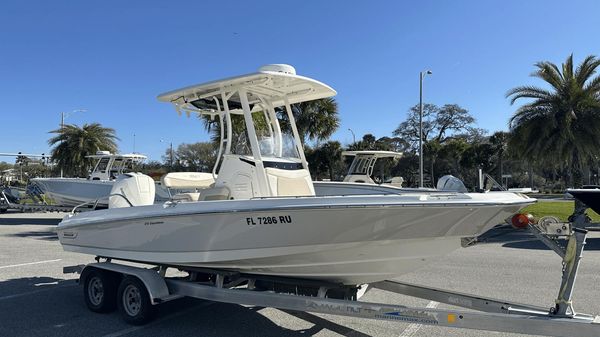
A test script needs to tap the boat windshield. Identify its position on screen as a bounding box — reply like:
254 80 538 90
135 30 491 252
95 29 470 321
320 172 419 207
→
229 111 301 161
258 133 300 159
110 158 138 175
348 156 375 175
94 158 110 173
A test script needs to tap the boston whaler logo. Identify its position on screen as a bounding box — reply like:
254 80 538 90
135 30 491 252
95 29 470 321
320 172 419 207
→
144 221 164 226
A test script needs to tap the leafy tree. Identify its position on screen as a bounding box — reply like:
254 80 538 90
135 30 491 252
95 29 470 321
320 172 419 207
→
436 139 470 177
507 54 600 187
48 123 119 177
393 103 480 150
376 136 411 153
164 142 217 172
459 142 495 184
139 160 168 180
392 153 419 186
432 104 476 142
347 134 409 153
424 140 443 184
0 162 12 172
393 103 438 148
306 141 343 180
19 162 52 181
489 131 509 183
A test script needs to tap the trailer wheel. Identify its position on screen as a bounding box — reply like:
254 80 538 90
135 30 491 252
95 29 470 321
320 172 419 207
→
82 268 118 313
117 276 155 325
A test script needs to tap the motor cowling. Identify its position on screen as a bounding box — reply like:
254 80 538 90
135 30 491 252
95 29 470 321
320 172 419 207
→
437 175 468 193
109 173 155 208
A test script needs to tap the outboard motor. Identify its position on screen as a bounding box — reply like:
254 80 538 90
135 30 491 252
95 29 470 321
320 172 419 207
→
437 175 468 193
109 173 155 208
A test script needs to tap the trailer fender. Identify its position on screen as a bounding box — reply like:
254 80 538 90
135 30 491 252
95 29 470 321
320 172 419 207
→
81 263 171 305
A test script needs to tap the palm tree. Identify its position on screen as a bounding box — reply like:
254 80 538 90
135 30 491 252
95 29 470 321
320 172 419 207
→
202 98 340 150
507 54 600 187
306 140 343 180
489 131 508 184
48 123 119 177
278 98 340 146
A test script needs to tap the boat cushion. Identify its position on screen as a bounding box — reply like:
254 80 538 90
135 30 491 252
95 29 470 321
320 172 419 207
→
265 168 314 196
161 172 215 189
199 186 231 201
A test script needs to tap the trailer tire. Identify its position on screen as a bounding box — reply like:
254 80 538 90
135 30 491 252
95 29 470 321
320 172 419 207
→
117 276 155 325
82 268 118 313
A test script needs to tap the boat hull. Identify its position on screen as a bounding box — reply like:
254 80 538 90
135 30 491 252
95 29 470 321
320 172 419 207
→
58 193 533 284
31 178 113 207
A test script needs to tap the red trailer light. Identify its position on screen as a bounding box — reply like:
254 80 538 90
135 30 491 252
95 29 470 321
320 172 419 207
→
511 213 534 229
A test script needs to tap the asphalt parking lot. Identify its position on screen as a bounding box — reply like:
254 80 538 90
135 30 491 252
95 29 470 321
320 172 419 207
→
1 211 599 337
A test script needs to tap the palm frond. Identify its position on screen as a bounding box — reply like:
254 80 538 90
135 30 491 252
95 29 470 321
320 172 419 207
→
575 55 600 86
506 85 553 104
532 62 563 91
562 54 574 81
584 75 600 95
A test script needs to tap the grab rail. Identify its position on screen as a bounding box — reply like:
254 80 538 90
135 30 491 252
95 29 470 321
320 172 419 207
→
70 192 134 214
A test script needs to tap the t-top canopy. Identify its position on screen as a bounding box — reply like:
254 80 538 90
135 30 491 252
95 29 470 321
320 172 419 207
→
156 64 337 114
342 150 403 159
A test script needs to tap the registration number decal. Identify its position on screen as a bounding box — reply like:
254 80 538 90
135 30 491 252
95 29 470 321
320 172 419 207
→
246 215 292 226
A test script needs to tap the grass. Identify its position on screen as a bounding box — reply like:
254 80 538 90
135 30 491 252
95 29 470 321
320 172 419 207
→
521 201 600 222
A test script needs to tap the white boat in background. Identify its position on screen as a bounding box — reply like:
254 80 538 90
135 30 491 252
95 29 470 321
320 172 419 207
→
340 150 405 185
57 64 535 285
31 152 146 208
314 150 449 196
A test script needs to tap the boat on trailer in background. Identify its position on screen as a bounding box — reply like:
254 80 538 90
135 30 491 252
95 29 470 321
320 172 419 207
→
313 149 466 196
31 151 146 208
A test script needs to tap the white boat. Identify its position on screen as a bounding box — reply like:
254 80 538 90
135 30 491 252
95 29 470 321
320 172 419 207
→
314 150 443 196
57 64 535 285
32 152 146 207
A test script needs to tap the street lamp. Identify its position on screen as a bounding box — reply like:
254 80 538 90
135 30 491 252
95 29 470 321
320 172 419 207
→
419 70 432 188
348 128 356 143
60 109 87 129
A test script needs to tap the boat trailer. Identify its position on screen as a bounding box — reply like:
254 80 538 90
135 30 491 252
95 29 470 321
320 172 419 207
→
63 223 600 337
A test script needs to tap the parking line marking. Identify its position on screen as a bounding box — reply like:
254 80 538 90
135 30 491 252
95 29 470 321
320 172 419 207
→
0 281 77 301
101 301 214 337
398 301 439 337
0 259 62 269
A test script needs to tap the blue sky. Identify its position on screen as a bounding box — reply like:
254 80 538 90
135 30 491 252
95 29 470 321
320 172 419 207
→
1 0 599 163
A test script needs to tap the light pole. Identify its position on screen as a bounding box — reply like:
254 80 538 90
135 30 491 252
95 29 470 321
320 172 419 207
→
419 70 432 188
59 109 87 177
348 128 356 143
60 109 87 129
160 139 174 168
